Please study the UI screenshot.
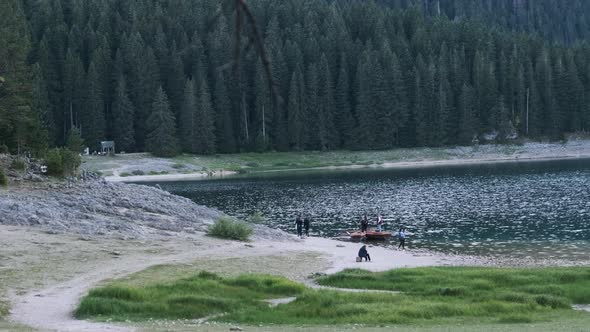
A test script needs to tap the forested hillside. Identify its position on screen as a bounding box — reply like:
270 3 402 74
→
2 0 590 156
377 0 590 45
0 0 46 154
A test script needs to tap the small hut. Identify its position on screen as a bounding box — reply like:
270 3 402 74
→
100 141 115 155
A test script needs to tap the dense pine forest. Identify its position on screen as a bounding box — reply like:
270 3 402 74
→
378 0 590 45
2 0 590 156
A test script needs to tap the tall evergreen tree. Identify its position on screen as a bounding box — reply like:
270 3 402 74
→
179 78 198 153
81 62 105 150
195 78 216 154
112 75 135 152
214 72 236 153
334 54 355 148
146 86 178 157
458 83 477 145
287 68 305 150
317 55 337 150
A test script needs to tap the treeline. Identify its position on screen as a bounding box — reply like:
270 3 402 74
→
4 0 590 156
0 0 46 154
376 0 590 45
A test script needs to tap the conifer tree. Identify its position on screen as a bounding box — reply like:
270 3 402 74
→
334 54 355 148
305 63 321 149
195 79 216 154
66 127 84 153
63 49 85 133
179 79 198 153
146 87 178 157
254 60 272 151
214 72 236 153
458 83 477 145
287 68 305 150
82 62 105 150
318 55 337 150
112 76 135 152
355 51 377 148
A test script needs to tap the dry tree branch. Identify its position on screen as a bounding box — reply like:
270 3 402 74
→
223 0 282 106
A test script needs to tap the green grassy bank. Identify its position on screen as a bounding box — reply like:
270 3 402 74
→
77 267 590 327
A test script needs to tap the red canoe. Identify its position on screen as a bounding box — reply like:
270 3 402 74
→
348 230 392 240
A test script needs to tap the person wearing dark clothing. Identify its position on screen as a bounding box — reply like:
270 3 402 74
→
358 245 371 261
398 228 406 250
295 216 303 238
303 217 311 237
361 215 369 232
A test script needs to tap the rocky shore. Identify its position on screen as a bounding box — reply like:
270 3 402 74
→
0 179 292 241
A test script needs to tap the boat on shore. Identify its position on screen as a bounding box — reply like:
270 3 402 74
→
348 230 392 241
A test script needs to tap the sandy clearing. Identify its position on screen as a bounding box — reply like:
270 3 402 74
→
104 170 236 183
7 231 458 332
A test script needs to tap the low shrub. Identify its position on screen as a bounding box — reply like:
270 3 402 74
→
45 148 81 177
11 159 26 170
207 217 252 241
0 168 7 187
171 163 185 169
247 212 268 225
131 170 145 176
0 144 8 154
45 149 64 176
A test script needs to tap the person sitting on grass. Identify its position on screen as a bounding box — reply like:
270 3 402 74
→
358 245 371 262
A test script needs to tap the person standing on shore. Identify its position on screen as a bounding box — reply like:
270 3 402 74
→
303 216 311 237
361 215 369 232
398 228 406 250
295 216 303 238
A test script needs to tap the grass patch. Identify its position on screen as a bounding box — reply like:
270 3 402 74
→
119 172 131 177
76 272 304 321
310 267 590 324
10 159 26 170
246 212 268 225
207 217 252 241
78 267 590 326
171 163 185 169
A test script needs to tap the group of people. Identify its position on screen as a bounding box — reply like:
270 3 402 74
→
294 215 312 238
360 214 384 232
293 213 408 258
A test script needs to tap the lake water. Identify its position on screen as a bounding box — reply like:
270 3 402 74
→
154 159 590 260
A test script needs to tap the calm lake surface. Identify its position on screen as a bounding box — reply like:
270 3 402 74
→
154 159 590 260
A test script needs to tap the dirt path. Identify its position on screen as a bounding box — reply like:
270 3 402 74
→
9 240 245 332
7 233 462 332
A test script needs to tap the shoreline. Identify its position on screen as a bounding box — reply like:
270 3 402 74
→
104 153 590 183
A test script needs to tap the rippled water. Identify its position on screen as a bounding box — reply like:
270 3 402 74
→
155 159 590 259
